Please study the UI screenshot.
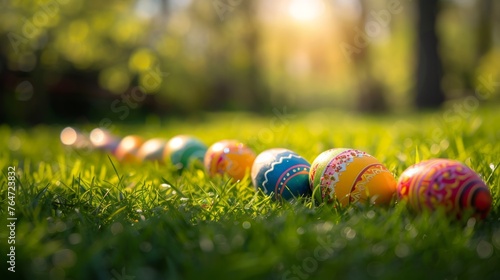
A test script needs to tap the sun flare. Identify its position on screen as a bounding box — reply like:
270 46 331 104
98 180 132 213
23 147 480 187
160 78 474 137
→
288 0 324 22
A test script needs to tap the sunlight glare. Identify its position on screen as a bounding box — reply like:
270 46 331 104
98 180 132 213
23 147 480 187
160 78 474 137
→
288 0 324 22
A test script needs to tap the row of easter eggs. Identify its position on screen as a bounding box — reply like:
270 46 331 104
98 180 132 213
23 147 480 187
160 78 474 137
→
255 148 492 220
60 127 493 220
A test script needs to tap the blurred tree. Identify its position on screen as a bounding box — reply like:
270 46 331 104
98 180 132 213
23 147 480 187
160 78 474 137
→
195 0 268 112
442 0 494 100
415 0 445 109
340 0 390 113
0 0 174 124
241 0 268 111
462 0 493 98
477 0 493 62
2 0 498 124
349 0 388 113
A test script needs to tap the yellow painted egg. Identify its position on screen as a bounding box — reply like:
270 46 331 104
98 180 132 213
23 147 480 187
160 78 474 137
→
309 148 397 207
204 140 256 180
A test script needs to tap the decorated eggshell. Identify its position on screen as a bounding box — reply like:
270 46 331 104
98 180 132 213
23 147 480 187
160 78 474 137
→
114 135 145 162
204 140 256 180
251 148 311 200
164 135 207 170
89 128 120 153
137 138 167 162
397 159 492 219
310 148 397 206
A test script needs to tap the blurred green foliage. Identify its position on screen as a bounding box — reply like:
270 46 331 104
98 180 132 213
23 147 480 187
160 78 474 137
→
1 0 500 123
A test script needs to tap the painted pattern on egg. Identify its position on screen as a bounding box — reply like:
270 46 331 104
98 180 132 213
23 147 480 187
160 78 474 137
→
310 148 397 206
204 140 256 180
252 148 311 200
350 164 389 203
317 149 367 201
397 159 492 219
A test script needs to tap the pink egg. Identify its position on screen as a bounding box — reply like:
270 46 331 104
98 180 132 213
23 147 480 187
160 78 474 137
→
397 159 492 220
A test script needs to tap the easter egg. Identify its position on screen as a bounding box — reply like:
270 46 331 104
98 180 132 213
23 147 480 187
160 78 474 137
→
397 159 492 219
204 140 256 180
89 128 120 153
137 138 167 162
310 148 397 206
251 148 311 200
114 135 145 162
164 135 207 170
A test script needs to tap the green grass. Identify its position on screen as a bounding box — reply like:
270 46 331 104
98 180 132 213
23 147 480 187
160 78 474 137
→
1 107 500 280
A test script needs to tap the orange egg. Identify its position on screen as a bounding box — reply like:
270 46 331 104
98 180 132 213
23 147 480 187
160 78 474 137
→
114 135 145 162
204 140 256 180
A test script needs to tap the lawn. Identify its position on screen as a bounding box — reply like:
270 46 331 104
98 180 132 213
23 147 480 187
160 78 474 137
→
1 107 500 280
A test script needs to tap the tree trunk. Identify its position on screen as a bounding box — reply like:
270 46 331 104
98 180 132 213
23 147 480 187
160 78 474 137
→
243 0 268 112
415 0 445 109
477 0 493 61
355 0 388 113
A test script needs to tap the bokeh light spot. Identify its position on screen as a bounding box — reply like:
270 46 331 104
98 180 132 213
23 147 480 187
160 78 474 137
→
8 136 21 151
60 127 78 146
15 81 34 101
476 240 493 259
99 66 130 94
129 48 155 72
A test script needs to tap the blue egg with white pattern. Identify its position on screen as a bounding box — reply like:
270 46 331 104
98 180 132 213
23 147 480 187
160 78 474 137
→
251 148 311 200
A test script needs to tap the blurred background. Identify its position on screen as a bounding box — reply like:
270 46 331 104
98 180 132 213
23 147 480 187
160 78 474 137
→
1 0 499 125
